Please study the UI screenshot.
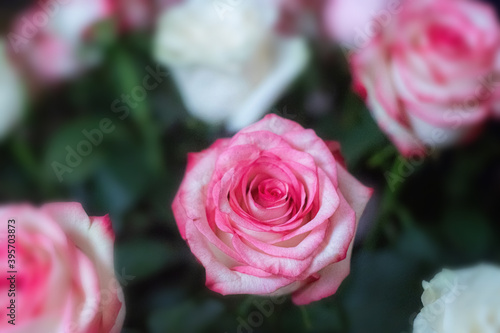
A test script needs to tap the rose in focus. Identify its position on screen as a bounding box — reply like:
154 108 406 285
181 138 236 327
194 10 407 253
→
414 264 500 333
0 203 125 332
172 115 372 305
350 0 500 156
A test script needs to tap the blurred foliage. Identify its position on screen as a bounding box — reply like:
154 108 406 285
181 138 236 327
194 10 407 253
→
1 10 500 333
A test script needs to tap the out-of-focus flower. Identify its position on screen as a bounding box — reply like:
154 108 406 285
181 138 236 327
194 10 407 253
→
0 38 25 141
414 264 500 333
8 0 114 83
272 0 323 36
351 0 500 156
154 0 309 131
172 115 372 305
116 0 151 31
115 0 153 31
0 203 125 333
323 0 397 48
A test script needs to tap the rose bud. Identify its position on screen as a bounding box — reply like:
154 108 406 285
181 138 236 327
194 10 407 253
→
414 264 500 333
0 203 125 332
172 115 372 305
153 0 309 131
350 0 500 156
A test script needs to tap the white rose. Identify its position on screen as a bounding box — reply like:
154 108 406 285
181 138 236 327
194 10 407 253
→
414 264 500 333
0 39 25 141
154 0 309 131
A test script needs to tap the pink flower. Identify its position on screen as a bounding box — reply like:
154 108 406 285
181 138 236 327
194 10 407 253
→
323 0 397 47
115 0 152 31
114 0 183 32
272 0 323 36
8 0 114 83
350 0 500 156
172 115 372 305
0 203 125 332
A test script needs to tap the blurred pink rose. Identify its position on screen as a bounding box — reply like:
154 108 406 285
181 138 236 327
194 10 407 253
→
272 0 323 36
0 203 125 333
114 0 181 31
172 115 372 305
351 0 500 156
324 0 397 47
8 0 114 83
115 0 153 31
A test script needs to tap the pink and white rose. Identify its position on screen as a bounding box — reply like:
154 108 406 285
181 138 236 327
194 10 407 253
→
0 203 125 332
350 0 500 156
172 115 372 305
8 0 114 83
323 0 399 48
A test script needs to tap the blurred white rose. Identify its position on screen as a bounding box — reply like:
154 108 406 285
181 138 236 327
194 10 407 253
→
0 39 25 141
414 264 500 333
154 0 309 131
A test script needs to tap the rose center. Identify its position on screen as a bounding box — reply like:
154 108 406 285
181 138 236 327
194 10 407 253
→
253 178 288 207
427 23 468 55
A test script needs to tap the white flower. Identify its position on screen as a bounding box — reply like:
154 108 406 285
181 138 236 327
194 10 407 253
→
0 39 25 140
154 0 309 131
414 264 500 333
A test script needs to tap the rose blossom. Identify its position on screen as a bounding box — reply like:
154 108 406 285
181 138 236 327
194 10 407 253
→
413 264 500 333
0 203 125 332
153 0 309 131
172 115 372 305
351 0 500 156
8 0 114 83
323 0 398 48
0 38 25 141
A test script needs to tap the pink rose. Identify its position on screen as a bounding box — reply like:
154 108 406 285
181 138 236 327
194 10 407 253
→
0 203 125 332
272 0 323 36
172 115 372 305
351 0 500 156
323 0 397 48
114 0 181 32
8 0 114 83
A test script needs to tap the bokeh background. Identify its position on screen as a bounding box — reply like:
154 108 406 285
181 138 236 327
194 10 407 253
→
1 0 500 332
